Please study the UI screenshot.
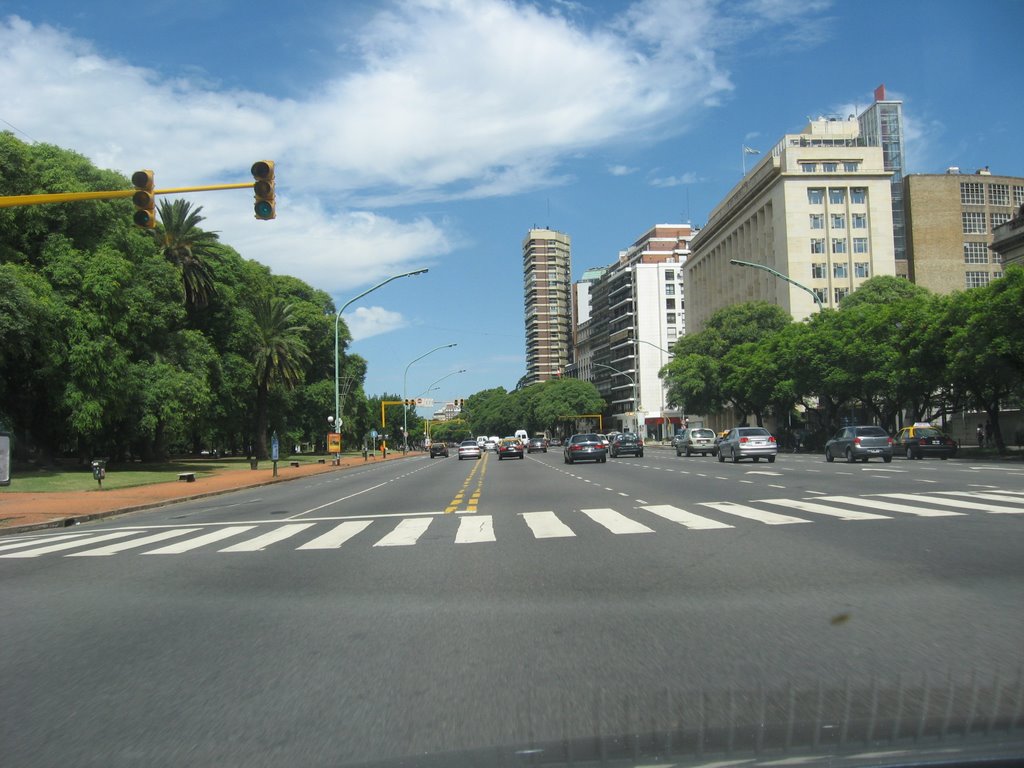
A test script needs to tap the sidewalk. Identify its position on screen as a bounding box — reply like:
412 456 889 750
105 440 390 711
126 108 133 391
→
0 453 411 536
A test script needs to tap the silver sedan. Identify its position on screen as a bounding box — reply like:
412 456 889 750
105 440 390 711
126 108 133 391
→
717 427 778 463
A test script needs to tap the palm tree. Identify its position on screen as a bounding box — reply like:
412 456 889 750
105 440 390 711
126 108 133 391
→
154 199 221 310
251 295 310 459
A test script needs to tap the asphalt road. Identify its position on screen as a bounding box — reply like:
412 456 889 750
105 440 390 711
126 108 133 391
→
2 446 1023 767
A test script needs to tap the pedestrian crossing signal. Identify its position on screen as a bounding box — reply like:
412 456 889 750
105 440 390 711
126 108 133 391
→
251 160 276 220
131 169 156 229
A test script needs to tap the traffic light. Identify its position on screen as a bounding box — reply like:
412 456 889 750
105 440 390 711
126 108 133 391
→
404 399 416 406
131 169 155 228
251 160 275 220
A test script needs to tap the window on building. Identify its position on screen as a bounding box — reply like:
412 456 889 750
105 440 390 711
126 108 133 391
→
853 238 869 254
811 238 825 254
833 263 849 279
807 188 825 205
991 212 1011 228
852 213 867 228
844 162 860 172
829 188 846 205
960 182 985 205
994 271 1003 280
666 313 676 324
666 299 676 310
831 214 846 229
1014 186 1024 207
988 184 1009 206
964 242 988 263
850 188 867 204
810 214 824 229
664 270 674 281
965 271 990 289
811 263 827 279
834 287 850 304
962 211 987 234
801 163 817 173
854 262 870 278
832 238 847 254
813 287 827 305
993 252 1003 264
665 284 675 295
823 162 838 173
667 328 677 341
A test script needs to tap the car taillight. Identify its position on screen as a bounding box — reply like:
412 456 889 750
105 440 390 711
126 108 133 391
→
739 437 749 443
919 437 928 445
768 436 776 443
571 444 582 451
887 437 893 446
853 437 861 446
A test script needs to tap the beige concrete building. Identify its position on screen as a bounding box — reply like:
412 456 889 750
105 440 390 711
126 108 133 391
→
523 228 572 384
685 118 896 332
990 206 1024 269
904 169 1024 292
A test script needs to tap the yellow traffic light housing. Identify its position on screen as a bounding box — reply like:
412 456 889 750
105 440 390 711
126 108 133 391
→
131 169 156 228
251 160 276 220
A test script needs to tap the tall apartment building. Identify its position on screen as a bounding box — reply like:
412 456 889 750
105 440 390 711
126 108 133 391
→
573 225 692 437
685 117 896 333
523 228 572 385
857 84 907 275
904 169 1024 293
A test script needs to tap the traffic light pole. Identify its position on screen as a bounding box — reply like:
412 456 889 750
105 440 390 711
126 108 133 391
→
0 182 257 209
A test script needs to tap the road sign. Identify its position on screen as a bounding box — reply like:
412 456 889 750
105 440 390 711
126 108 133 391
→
415 397 434 407
271 431 279 461
370 429 378 440
327 433 341 453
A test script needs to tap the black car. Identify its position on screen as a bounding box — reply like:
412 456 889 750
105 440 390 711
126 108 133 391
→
526 437 547 453
429 441 448 458
893 424 957 460
609 433 644 458
563 433 607 464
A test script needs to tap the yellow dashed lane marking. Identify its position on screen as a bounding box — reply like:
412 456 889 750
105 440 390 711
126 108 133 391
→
445 452 489 513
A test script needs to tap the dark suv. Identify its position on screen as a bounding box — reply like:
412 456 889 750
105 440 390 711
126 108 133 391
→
610 433 644 458
429 442 449 458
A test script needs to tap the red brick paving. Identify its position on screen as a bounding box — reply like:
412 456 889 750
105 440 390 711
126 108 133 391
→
0 453 410 534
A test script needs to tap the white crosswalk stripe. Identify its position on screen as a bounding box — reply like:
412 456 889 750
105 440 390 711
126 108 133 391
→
3 490 1022 559
521 511 575 539
297 520 373 549
641 505 733 530
699 501 811 525
455 515 496 543
580 508 654 535
373 517 432 547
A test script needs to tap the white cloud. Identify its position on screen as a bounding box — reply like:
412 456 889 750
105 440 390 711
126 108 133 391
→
608 164 638 176
649 172 699 188
342 305 408 342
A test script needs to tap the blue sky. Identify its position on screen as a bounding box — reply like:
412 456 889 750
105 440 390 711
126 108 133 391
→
2 0 1022 411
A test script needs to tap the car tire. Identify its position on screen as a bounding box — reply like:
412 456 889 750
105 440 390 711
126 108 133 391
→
638 450 643 457
861 457 869 463
731 448 739 463
718 450 725 463
685 447 691 457
825 448 834 463
905 447 915 460
753 456 759 462
768 455 776 463
883 455 892 463
676 449 682 457
846 448 856 464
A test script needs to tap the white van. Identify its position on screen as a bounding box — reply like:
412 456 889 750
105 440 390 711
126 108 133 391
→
514 429 529 441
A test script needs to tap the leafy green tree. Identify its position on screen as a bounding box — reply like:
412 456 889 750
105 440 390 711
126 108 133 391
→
531 379 605 436
251 296 310 459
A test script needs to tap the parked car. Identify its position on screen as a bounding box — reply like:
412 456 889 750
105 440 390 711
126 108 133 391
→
526 437 547 453
824 425 893 463
893 423 958 460
717 427 778 463
675 427 718 457
497 437 524 460
429 441 449 458
458 440 482 460
609 433 644 458
563 433 607 464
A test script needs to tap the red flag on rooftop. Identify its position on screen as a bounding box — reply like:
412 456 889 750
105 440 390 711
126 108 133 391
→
874 84 886 101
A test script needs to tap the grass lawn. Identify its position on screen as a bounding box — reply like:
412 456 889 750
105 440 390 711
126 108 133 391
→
0 453 357 493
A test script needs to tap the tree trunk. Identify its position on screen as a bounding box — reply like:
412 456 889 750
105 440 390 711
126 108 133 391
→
254 381 269 460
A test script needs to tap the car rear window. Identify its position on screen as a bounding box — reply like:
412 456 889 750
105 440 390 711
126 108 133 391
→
915 427 942 438
738 428 770 437
856 427 888 437
693 429 715 438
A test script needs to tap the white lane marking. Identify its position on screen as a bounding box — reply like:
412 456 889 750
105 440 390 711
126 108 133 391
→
373 517 432 547
0 532 94 553
884 493 1019 518
920 491 1024 513
143 526 256 554
455 515 495 543
219 523 316 552
699 501 811 525
520 511 575 539
745 470 782 476
297 520 373 549
759 498 890 521
641 505 734 530
580 508 654 535
967 466 1024 472
0 530 139 558
67 528 200 557
823 495 963 517
287 480 394 519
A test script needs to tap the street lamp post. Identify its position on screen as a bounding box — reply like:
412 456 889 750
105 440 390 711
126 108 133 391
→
403 344 457 452
592 362 638 434
728 258 823 311
333 269 428 456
